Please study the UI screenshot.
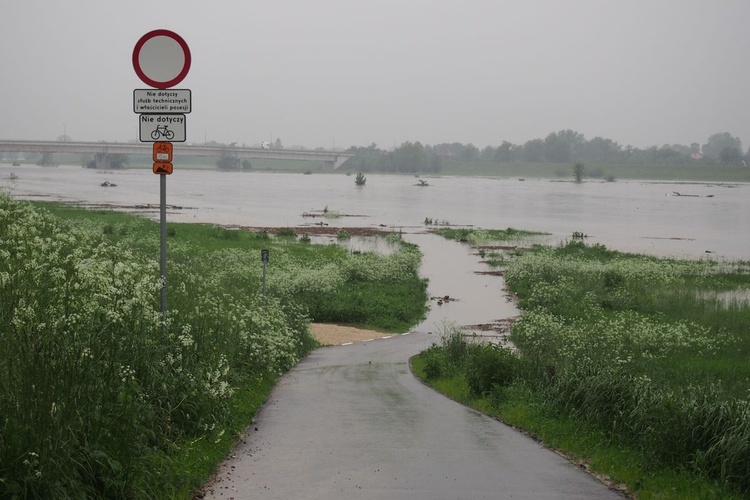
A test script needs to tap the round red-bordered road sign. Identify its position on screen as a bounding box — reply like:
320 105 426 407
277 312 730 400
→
132 29 191 89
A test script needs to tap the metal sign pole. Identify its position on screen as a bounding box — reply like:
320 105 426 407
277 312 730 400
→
160 174 167 320
132 29 191 326
262 260 267 310
261 249 269 310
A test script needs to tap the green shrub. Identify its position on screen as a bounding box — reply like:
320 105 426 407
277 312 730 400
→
336 230 350 240
441 327 469 367
421 345 445 381
573 162 585 182
208 226 239 240
465 344 520 396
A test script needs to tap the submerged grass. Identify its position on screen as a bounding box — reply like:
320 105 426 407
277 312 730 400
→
415 231 750 498
432 226 547 245
0 196 428 498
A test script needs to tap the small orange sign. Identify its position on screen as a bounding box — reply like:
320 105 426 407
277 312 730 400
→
153 162 173 175
153 142 173 162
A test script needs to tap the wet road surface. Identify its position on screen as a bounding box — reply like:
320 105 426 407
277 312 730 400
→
203 331 623 499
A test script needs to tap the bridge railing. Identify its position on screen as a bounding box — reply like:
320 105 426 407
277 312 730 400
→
0 140 354 169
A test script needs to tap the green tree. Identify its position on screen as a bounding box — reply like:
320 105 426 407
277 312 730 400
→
109 153 128 169
347 143 382 155
480 145 496 161
573 162 585 182
392 141 429 172
518 139 545 163
459 143 480 162
668 143 692 156
544 130 585 163
577 136 621 164
217 150 241 170
702 132 742 160
493 141 518 162
37 152 56 167
719 146 743 166
647 145 687 165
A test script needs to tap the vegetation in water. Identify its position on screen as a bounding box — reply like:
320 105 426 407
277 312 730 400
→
573 162 585 182
0 196 428 498
432 226 547 246
415 233 750 498
423 217 452 226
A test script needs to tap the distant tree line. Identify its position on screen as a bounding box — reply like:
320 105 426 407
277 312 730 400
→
344 142 443 173
345 130 749 173
3 131 746 173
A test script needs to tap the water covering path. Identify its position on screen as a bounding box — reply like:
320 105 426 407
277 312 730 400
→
202 233 621 498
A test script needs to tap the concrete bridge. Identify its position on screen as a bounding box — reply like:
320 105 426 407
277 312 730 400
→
0 140 354 170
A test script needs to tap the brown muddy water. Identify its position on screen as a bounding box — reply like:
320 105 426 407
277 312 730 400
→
3 165 748 333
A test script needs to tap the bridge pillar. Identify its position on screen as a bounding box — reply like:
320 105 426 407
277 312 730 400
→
323 156 351 170
94 153 111 169
333 155 351 170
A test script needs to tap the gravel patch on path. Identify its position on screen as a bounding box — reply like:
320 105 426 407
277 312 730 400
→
309 323 392 346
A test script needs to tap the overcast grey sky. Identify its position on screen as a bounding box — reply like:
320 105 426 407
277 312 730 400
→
2 0 749 150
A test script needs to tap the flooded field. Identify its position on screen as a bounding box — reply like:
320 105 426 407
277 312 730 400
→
3 165 748 332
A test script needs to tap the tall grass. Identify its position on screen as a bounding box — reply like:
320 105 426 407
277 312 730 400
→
0 196 428 497
416 233 750 496
502 242 750 491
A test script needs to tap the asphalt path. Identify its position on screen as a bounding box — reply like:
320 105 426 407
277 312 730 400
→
202 330 623 499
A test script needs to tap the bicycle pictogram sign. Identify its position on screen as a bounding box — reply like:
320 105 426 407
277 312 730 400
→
151 125 174 140
139 114 186 142
153 142 173 162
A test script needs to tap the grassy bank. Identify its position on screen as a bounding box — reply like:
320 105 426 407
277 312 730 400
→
0 196 427 498
413 233 750 498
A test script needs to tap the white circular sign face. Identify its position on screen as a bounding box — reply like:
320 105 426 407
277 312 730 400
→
133 30 191 89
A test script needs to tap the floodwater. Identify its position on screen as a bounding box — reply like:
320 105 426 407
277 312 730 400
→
3 165 748 331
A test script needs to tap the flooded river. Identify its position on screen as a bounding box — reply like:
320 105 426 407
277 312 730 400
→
3 165 748 331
